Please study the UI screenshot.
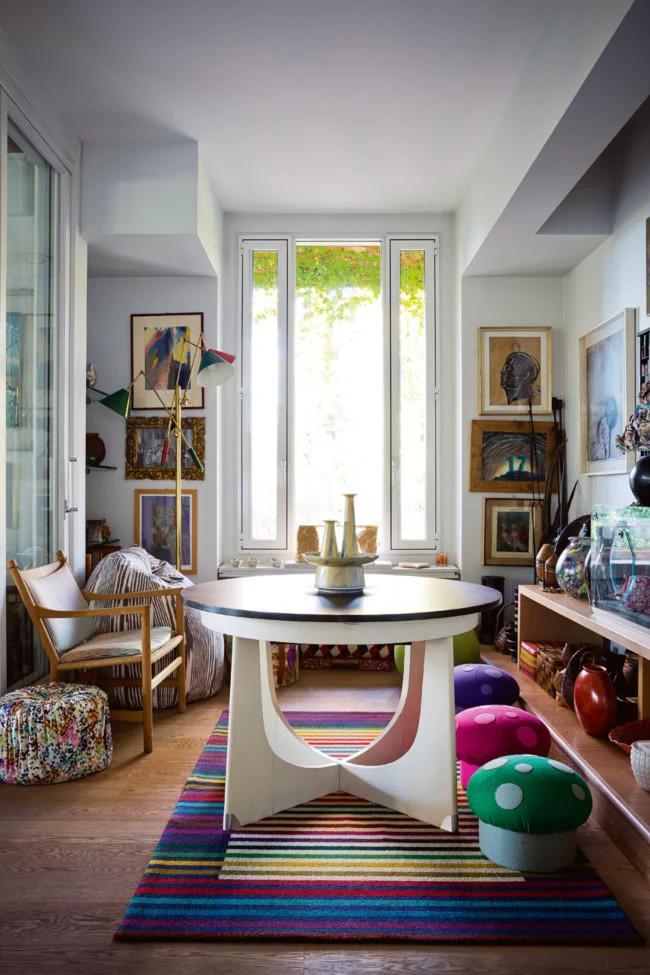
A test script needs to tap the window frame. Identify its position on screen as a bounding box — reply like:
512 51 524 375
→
237 232 439 559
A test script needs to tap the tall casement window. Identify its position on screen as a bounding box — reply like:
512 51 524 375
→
240 236 438 555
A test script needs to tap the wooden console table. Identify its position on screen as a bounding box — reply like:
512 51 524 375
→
518 584 650 719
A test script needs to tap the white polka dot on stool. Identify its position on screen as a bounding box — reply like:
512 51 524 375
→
483 756 508 770
516 726 538 747
463 665 475 672
486 668 503 679
506 711 519 718
549 759 573 774
495 782 524 810
515 762 533 773
474 712 496 724
571 783 586 800
480 684 494 696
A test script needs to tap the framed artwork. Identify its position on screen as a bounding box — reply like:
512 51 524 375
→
6 312 21 428
131 312 204 410
470 419 556 493
134 489 198 574
126 416 205 480
483 498 543 567
646 217 649 317
639 325 650 401
478 326 552 415
579 308 635 476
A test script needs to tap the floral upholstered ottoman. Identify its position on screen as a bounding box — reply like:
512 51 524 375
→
0 683 112 784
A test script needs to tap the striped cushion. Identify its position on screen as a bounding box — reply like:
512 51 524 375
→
60 627 173 663
85 548 224 707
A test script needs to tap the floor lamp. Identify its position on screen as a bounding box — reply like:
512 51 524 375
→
96 340 236 571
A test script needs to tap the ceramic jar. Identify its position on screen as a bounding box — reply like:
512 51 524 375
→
556 531 591 600
573 662 618 737
631 740 650 791
536 543 555 585
85 432 106 467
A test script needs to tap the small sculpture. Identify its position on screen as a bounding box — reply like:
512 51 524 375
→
303 494 378 594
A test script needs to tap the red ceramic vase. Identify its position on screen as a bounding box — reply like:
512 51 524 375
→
573 663 617 737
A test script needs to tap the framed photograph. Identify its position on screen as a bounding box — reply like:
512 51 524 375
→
134 489 198 574
478 326 552 415
483 498 543 567
470 419 556 493
126 416 205 480
131 312 204 410
579 308 635 476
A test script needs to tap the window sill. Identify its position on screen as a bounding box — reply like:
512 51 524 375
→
218 560 460 580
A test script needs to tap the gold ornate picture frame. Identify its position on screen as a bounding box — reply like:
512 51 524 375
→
125 416 205 480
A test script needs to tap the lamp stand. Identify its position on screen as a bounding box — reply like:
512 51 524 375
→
174 383 183 571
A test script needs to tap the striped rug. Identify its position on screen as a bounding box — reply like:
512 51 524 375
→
115 711 642 944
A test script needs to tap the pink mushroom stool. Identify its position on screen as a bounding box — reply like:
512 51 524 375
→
455 704 551 790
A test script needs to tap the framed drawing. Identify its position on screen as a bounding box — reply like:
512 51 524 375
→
470 419 556 493
579 308 635 476
646 217 649 317
134 489 198 574
639 325 650 401
126 417 205 480
478 326 552 415
483 498 542 567
131 312 204 410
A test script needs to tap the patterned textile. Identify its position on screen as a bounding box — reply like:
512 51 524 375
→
86 547 224 708
223 638 300 688
115 711 641 944
300 644 394 671
0 683 112 785
59 627 173 663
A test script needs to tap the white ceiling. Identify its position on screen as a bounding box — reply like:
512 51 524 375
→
0 0 554 213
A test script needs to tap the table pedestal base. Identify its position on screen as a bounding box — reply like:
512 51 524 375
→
224 637 457 831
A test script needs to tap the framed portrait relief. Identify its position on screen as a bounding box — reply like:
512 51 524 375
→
134 489 198 575
478 326 552 415
125 417 205 480
483 498 543 567
469 419 556 493
131 312 204 410
579 308 635 476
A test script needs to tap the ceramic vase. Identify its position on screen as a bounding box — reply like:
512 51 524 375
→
556 532 591 600
341 493 360 557
85 432 106 467
535 543 554 585
320 520 339 558
573 662 617 737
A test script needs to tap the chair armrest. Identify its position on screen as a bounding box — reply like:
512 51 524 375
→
81 587 184 601
36 604 150 620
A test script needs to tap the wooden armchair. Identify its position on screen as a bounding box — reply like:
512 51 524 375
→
8 550 186 753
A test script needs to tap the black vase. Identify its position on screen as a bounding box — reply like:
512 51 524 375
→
629 455 650 505
479 575 505 644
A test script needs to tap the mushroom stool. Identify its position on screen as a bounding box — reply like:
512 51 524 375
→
466 755 592 872
454 663 519 714
0 683 112 785
455 704 551 789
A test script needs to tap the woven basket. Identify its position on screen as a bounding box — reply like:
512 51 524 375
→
631 740 650 791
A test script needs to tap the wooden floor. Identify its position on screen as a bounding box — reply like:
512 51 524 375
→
1 669 650 975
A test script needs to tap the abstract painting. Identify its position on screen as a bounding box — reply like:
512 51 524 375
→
470 420 556 493
483 498 542 567
134 489 197 574
125 417 205 480
478 326 552 415
579 309 635 475
131 313 204 409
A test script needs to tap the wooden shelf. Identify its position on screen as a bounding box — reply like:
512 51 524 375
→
482 646 650 880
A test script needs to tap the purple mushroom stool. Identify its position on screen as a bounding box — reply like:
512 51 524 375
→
454 663 520 714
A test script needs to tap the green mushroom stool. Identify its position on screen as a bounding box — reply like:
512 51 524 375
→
466 754 592 872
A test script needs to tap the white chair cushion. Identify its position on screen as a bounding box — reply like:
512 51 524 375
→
25 563 96 654
59 626 173 663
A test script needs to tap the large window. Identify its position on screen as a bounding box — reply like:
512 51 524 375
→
240 236 438 555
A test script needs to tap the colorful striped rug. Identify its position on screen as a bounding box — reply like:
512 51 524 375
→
115 711 642 944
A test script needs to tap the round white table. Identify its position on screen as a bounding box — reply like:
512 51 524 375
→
184 574 501 832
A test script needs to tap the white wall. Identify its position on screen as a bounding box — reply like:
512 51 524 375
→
459 275 564 605
86 276 220 582
563 103 650 514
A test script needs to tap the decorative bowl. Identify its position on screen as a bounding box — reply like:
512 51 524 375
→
608 719 650 755
631 740 650 791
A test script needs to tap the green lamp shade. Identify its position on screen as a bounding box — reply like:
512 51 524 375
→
188 446 204 472
197 348 235 388
100 387 131 418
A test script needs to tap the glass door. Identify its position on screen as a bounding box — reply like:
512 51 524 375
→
4 119 60 687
